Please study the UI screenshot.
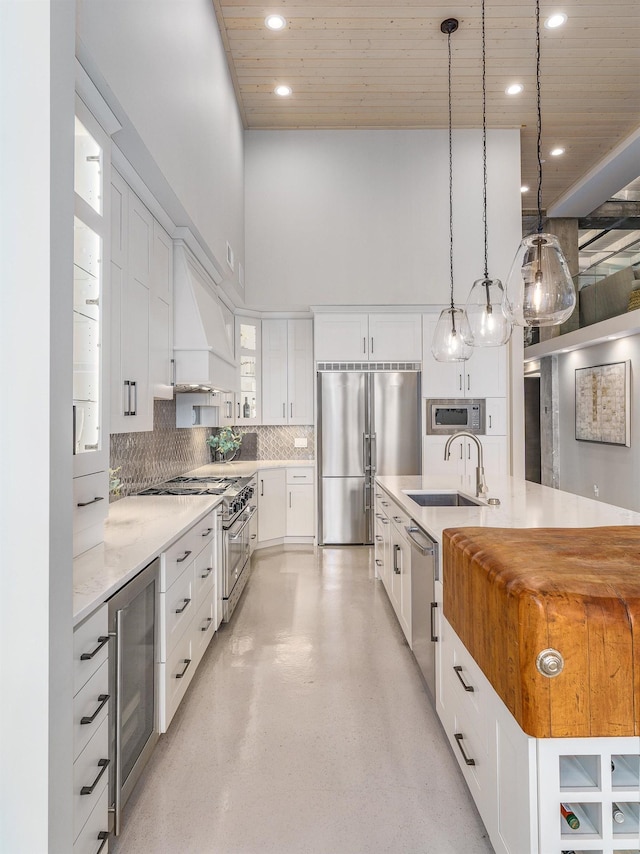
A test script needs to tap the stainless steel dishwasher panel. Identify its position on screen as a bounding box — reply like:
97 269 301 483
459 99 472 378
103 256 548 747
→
405 524 439 701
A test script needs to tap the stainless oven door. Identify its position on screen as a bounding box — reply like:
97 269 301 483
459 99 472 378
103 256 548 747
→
223 506 257 612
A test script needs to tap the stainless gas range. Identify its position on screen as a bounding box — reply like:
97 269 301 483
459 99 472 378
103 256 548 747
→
138 474 257 621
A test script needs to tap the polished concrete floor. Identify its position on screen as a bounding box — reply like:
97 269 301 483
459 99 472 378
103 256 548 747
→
112 546 494 854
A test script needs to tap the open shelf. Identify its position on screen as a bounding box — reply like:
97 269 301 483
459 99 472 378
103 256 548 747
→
612 755 640 791
560 802 602 840
561 755 601 791
611 801 640 839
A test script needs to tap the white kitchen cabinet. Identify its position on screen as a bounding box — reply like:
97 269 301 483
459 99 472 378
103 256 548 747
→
110 172 152 433
374 489 412 646
257 469 287 542
285 468 315 537
158 509 220 731
315 312 422 362
485 397 507 436
217 391 236 427
422 314 507 399
72 606 110 851
261 319 314 425
150 220 174 400
236 317 261 424
423 434 508 483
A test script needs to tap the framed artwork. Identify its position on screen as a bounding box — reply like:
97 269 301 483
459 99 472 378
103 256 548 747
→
575 360 631 446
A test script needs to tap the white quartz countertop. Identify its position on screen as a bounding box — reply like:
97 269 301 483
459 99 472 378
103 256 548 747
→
73 495 222 626
375 473 640 545
186 459 314 477
73 459 315 625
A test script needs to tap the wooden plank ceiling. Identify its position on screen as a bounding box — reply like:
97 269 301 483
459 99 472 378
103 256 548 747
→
210 0 640 212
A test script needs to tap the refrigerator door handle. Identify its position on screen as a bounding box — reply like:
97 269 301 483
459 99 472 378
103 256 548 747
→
370 433 377 473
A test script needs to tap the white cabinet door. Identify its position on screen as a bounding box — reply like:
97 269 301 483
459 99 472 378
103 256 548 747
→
287 319 314 425
286 484 315 537
257 469 286 541
110 176 152 433
423 435 508 481
369 313 422 361
480 435 508 478
423 435 466 478
485 397 507 436
150 220 173 400
261 319 288 424
314 313 369 361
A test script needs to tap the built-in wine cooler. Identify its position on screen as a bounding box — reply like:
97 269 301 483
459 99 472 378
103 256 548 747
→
107 558 160 835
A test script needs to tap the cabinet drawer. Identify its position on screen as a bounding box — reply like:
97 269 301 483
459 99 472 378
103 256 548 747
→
160 629 194 731
192 595 216 666
74 606 109 695
443 623 489 754
73 785 109 853
73 717 109 841
388 501 411 534
451 702 490 812
161 511 216 591
194 544 216 609
73 659 109 762
286 467 314 485
73 472 109 533
160 563 195 661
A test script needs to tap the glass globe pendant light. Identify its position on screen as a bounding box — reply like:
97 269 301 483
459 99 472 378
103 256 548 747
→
431 18 473 363
505 0 576 327
464 0 512 347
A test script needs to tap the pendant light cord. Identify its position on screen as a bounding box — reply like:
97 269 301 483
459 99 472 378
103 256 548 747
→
482 0 489 279
448 27 455 312
536 0 543 234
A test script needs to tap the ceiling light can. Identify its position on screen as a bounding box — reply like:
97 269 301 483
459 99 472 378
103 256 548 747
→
521 186 530 193
274 85 292 97
265 14 286 30
545 12 567 28
550 147 565 156
506 83 524 95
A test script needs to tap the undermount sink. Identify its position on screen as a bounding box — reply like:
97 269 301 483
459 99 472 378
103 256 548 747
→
403 491 483 508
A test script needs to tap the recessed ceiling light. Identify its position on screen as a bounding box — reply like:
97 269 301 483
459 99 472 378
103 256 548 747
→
506 83 524 95
545 13 567 29
274 85 292 97
521 186 530 193
265 14 287 30
550 147 565 156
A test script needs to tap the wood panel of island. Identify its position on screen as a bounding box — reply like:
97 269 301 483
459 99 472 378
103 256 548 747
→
443 526 640 738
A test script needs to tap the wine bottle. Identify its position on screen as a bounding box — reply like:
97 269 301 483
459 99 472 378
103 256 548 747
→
612 802 625 824
560 803 580 830
243 396 250 418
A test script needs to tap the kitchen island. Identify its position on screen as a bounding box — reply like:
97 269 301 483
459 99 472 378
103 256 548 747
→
375 473 640 854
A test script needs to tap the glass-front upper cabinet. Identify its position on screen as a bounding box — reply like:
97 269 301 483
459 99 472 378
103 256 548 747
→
235 317 261 424
73 100 110 477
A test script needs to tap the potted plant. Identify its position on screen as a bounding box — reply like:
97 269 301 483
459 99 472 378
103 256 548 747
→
206 427 242 463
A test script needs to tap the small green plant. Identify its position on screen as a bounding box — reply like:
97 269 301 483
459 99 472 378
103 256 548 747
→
109 466 122 496
207 427 242 457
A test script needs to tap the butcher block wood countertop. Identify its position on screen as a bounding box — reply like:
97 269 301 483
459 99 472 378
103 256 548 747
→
443 525 640 738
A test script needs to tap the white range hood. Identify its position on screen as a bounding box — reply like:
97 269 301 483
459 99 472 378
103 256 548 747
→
173 243 237 392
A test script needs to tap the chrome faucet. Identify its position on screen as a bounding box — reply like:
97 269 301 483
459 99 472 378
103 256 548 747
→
443 431 488 498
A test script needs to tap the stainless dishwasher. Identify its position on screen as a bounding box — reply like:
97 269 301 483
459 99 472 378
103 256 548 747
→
405 523 439 701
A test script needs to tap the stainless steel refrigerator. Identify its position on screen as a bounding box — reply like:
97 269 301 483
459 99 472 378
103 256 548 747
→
318 370 421 544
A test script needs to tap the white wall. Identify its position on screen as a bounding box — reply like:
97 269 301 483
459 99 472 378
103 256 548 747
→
245 128 522 311
0 0 75 850
77 0 245 295
558 337 640 511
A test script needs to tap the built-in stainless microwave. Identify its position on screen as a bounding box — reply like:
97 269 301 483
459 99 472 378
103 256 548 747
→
426 399 485 435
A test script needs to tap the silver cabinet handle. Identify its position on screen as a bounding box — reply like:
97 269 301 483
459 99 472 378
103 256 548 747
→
289 491 292 508
458 373 462 392
467 374 470 392
375 558 383 567
80 694 110 725
375 535 383 543
170 357 176 387
393 515 403 523
175 598 191 614
201 527 213 537
80 758 110 795
290 402 293 418
381 501 389 507
393 543 401 574
176 550 192 563
489 414 492 429
260 479 264 497
131 381 137 416
80 636 109 661
454 665 475 692
292 475 306 478
96 831 109 854
200 616 213 633
200 566 213 579
283 402 286 418
370 336 374 354
454 733 475 766
381 518 389 525
430 603 438 642
175 659 191 679
363 336 366 354
123 380 131 416
77 496 105 508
